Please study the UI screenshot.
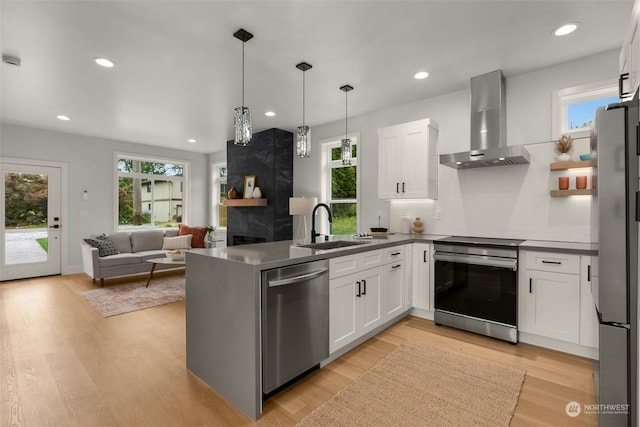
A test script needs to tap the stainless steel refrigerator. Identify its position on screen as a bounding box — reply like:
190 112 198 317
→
592 97 638 427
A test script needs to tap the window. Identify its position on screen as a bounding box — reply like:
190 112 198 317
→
552 80 618 138
323 138 359 235
213 164 227 228
116 155 186 230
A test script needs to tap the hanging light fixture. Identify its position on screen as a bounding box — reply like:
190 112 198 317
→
296 62 312 158
340 84 354 165
233 28 254 146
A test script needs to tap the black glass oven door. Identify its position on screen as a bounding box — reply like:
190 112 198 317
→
434 259 517 326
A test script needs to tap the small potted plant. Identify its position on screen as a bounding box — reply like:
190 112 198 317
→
555 135 573 162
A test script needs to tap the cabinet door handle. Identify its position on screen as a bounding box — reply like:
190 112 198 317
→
619 72 630 98
402 182 406 193
391 252 401 256
356 281 361 297
392 264 402 269
587 265 591 282
529 278 532 294
362 279 367 295
541 260 562 265
396 183 400 194
423 250 427 263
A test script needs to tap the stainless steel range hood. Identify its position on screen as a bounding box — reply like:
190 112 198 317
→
440 70 530 169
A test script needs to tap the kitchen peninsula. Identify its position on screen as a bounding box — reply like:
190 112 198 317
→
184 234 442 420
185 234 596 420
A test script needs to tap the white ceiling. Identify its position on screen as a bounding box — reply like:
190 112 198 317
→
0 1 634 154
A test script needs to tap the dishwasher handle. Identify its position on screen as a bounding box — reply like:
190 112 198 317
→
268 268 329 287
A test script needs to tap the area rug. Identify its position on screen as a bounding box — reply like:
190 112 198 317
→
80 275 185 318
297 340 525 427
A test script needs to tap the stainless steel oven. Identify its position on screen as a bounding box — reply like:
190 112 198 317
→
434 236 523 343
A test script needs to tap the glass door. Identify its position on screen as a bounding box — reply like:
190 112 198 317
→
1 162 61 281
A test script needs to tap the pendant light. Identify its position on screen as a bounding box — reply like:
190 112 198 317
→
233 28 254 146
296 62 312 158
340 84 354 165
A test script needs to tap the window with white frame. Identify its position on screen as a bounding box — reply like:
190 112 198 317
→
552 80 618 139
213 163 227 228
116 154 186 230
324 138 359 235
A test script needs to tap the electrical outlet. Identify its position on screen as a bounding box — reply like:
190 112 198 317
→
436 210 442 220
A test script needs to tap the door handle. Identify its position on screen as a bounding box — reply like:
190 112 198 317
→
529 278 532 294
362 279 367 295
424 250 427 263
402 182 405 193
356 281 361 297
49 224 60 229
396 183 400 194
587 265 591 282
541 260 562 265
392 264 402 269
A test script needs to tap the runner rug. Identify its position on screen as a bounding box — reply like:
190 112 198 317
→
297 340 526 427
80 275 184 318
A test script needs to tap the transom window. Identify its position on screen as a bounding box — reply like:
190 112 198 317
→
553 80 618 138
116 154 186 230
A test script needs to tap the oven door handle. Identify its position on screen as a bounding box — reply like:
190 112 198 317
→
433 253 517 270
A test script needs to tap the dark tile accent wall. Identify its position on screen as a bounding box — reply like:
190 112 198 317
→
226 128 293 246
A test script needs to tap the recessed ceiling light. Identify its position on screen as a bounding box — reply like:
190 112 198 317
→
265 111 276 117
188 139 197 143
414 71 429 80
553 23 579 37
94 57 115 68
56 115 70 121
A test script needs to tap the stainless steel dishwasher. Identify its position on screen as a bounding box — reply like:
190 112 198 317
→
261 259 329 395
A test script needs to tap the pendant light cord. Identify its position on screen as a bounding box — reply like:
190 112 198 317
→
302 71 306 127
345 90 348 138
242 42 245 107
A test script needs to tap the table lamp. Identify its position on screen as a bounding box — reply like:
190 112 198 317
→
289 196 318 240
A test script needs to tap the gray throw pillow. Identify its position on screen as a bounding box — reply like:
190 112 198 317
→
84 234 119 257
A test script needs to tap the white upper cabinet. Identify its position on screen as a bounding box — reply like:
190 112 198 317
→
620 1 640 100
378 118 438 199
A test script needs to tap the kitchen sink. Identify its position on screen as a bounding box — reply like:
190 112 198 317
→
297 240 366 250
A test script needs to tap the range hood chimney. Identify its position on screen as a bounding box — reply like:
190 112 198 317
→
440 70 530 169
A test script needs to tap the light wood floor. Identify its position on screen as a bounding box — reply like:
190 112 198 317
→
1 272 596 426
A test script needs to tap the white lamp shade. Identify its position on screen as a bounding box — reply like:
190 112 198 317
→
289 197 318 215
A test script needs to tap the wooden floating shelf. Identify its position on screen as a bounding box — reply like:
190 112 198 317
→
223 198 267 207
550 189 593 197
549 160 595 170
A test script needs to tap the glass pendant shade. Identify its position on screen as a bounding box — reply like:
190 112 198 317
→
234 106 252 146
296 62 313 158
341 138 352 165
297 125 311 157
339 84 354 165
233 29 254 146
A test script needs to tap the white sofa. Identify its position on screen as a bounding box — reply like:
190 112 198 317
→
81 229 184 286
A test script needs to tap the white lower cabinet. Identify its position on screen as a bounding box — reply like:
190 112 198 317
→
330 263 383 354
330 245 408 354
382 260 405 321
411 242 430 311
520 250 598 351
521 269 581 343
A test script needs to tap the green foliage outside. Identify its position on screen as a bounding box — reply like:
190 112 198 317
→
4 173 48 228
329 145 358 235
37 238 48 252
118 159 183 227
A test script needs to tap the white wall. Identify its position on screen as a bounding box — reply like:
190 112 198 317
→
294 49 619 243
1 124 210 272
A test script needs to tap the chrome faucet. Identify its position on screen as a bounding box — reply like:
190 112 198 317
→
310 203 333 243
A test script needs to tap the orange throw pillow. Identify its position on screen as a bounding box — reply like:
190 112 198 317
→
178 224 207 248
